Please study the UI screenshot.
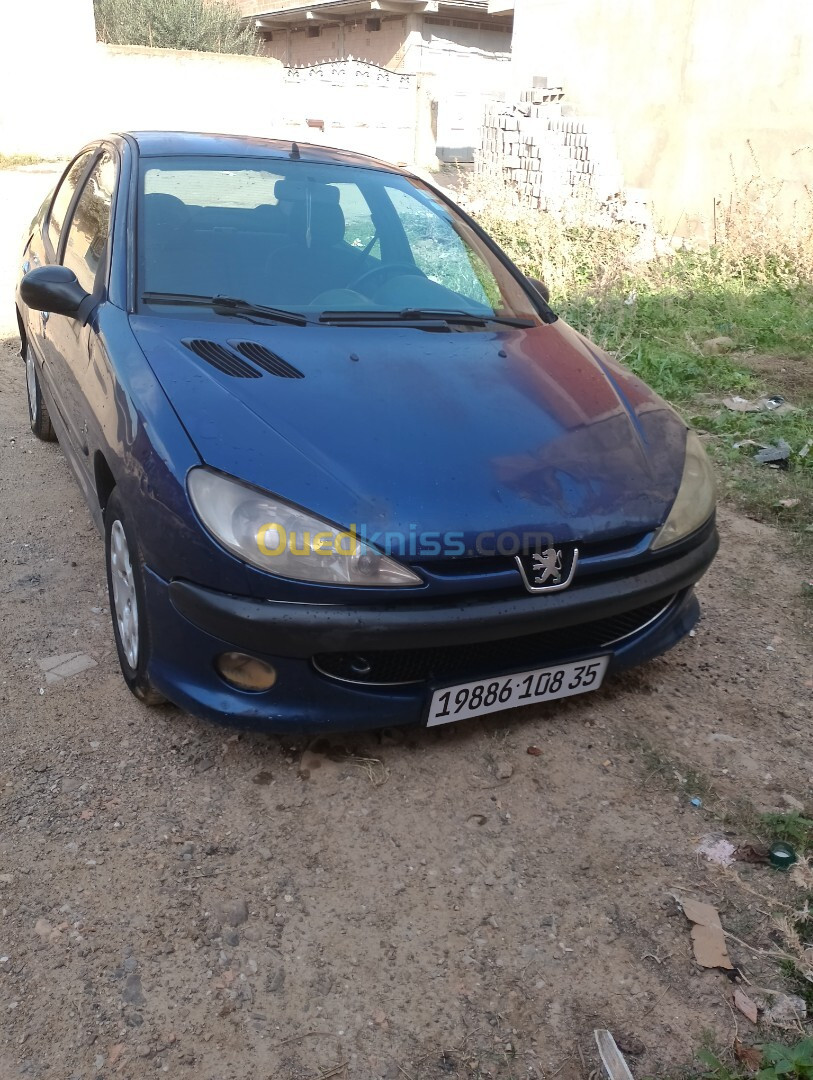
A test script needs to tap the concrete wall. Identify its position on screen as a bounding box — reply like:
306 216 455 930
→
510 0 813 234
0 39 423 168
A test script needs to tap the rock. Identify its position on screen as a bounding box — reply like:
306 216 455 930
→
222 929 239 947
781 793 806 812
34 918 61 944
265 953 285 992
122 973 146 1006
494 761 514 780
212 899 249 927
107 1044 125 1066
701 335 735 355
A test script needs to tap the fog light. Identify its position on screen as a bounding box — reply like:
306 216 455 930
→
215 652 277 691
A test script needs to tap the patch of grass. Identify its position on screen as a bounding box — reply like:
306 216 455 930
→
462 171 813 544
760 811 813 852
695 1037 813 1079
0 153 53 169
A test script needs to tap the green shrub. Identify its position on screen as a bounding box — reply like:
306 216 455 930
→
94 0 258 55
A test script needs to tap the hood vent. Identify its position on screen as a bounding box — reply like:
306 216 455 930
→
231 341 305 379
183 339 261 379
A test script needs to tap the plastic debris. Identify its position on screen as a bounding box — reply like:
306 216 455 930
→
723 395 759 412
690 796 703 808
776 498 801 509
723 394 796 415
750 989 807 1028
800 438 813 460
696 835 736 867
594 1029 635 1080
732 438 767 450
678 896 733 970
769 841 797 870
754 439 791 467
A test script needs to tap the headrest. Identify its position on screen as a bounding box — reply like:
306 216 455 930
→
274 180 340 205
288 200 346 248
143 192 190 229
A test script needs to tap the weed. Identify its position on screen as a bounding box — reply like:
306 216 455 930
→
694 1037 813 1079
760 811 813 852
462 172 813 543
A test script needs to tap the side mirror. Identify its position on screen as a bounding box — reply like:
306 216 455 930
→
527 277 550 303
20 265 92 320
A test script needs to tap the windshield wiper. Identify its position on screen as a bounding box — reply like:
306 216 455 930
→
142 292 308 326
319 308 534 328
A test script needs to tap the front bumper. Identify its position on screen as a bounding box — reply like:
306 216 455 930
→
140 524 717 733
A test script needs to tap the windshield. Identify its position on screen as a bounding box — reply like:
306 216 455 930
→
137 155 543 324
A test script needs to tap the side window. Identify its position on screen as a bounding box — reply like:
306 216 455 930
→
62 152 116 295
47 152 94 254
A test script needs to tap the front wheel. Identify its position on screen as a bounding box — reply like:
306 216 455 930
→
24 340 56 441
104 489 165 706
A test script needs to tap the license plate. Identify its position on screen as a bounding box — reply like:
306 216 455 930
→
425 655 609 727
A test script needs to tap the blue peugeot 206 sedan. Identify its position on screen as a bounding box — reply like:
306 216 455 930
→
16 131 718 732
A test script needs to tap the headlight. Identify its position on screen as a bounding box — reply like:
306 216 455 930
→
187 468 422 588
651 430 716 550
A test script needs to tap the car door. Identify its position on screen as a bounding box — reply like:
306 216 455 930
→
25 150 96 424
46 149 117 490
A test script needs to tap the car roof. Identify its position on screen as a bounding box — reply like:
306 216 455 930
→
121 130 405 174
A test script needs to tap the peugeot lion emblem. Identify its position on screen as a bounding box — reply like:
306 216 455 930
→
515 544 579 594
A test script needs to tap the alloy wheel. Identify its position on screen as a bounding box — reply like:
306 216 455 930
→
109 519 140 669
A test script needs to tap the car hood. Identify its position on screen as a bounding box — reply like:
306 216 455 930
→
130 315 687 547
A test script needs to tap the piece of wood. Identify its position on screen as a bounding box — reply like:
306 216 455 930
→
594 1029 635 1080
734 987 759 1024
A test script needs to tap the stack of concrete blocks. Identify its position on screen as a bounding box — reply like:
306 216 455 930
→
475 81 626 211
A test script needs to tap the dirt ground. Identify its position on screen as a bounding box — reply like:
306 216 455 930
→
1 332 811 1080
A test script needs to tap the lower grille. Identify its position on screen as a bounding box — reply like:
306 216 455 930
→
312 596 675 686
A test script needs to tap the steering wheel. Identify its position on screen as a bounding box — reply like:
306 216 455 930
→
347 263 424 294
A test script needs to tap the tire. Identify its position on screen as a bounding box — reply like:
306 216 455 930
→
104 489 166 706
24 340 56 442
